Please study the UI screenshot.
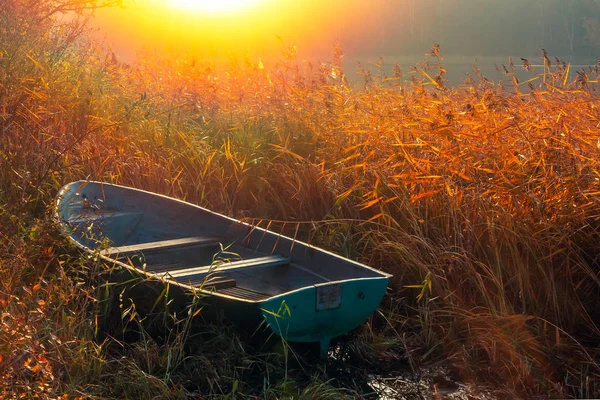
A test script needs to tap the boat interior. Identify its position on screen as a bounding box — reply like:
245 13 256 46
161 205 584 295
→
58 182 386 302
100 235 333 301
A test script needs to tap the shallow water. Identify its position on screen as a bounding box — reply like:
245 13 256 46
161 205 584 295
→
366 368 498 400
325 343 499 399
342 54 597 87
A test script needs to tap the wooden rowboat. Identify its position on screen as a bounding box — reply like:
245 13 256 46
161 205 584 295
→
54 180 391 357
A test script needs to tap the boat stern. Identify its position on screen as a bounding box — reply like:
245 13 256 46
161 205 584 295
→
259 276 389 358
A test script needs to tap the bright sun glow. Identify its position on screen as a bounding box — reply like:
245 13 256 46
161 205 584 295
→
168 0 258 13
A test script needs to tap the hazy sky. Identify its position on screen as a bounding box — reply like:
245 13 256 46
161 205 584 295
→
88 0 600 62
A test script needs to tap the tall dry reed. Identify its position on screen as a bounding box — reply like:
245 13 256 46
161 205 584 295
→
1 1 600 397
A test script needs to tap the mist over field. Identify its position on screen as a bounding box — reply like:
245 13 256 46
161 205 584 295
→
93 0 600 61
91 0 600 86
340 0 600 59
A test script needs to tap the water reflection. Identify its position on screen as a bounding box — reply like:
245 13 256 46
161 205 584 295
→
326 343 498 399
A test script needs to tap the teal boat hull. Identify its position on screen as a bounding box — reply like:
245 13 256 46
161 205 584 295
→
54 180 392 357
260 277 389 356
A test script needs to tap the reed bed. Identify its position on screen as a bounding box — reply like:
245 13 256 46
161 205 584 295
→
1 2 600 398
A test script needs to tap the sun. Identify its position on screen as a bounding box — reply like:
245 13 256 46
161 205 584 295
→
168 0 259 14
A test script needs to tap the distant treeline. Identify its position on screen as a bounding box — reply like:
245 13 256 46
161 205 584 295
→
346 0 600 58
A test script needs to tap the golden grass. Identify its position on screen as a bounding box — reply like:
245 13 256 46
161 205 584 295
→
1 2 600 398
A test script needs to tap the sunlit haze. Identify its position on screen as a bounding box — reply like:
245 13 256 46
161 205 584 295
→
167 0 260 14
89 0 352 61
88 0 600 66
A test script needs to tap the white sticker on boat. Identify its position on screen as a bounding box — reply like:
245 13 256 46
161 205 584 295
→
316 283 342 311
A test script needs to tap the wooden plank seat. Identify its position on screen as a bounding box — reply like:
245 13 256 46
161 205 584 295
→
100 236 221 257
163 255 290 280
161 255 290 292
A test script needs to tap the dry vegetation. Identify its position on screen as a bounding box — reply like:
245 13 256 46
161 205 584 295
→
2 2 600 398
